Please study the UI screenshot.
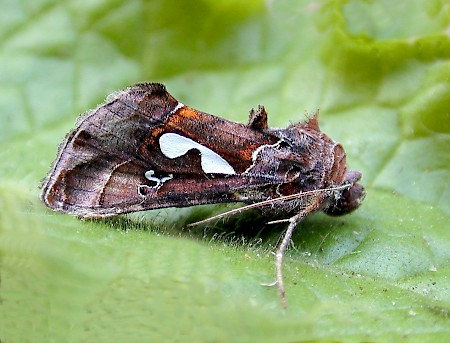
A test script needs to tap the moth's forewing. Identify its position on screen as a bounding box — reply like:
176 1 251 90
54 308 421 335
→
40 83 276 218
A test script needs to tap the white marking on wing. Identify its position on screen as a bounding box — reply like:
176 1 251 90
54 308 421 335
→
170 102 185 114
243 139 284 174
144 170 173 188
159 133 236 175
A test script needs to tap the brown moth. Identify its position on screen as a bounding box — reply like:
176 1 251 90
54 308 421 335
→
41 83 365 307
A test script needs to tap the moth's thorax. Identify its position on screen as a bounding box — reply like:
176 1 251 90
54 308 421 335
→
267 118 348 190
246 117 365 216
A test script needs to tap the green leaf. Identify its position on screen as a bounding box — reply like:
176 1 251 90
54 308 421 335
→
1 0 449 342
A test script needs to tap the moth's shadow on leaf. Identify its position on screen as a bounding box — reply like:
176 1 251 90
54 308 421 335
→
99 205 357 256
100 207 286 248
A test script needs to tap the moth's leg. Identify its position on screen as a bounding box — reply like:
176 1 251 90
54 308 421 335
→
275 212 305 308
275 197 326 308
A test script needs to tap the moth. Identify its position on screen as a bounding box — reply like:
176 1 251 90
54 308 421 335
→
41 83 365 307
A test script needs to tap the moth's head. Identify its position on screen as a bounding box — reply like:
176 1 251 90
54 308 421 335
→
324 170 365 216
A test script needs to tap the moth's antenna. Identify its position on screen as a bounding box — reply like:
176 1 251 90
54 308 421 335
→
187 184 348 227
